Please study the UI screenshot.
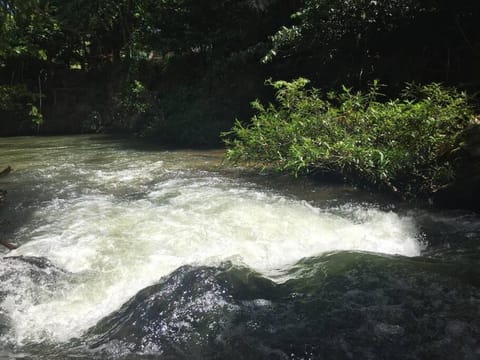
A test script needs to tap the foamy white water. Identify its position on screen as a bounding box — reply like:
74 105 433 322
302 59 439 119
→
0 136 422 345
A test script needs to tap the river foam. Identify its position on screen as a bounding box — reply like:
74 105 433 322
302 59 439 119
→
0 137 422 345
3 174 422 344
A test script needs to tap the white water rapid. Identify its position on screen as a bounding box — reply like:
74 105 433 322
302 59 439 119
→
0 136 423 345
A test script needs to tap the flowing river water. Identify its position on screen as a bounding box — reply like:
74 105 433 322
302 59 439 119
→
0 135 479 359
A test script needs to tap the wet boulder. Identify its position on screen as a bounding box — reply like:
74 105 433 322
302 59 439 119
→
81 254 480 360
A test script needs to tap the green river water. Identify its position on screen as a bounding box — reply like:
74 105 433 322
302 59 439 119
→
0 135 479 359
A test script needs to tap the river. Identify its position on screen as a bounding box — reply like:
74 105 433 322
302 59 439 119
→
0 135 479 359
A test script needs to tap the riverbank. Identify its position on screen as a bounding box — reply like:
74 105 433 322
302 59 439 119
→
224 79 480 211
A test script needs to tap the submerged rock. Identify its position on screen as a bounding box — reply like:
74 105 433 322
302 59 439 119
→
79 254 480 360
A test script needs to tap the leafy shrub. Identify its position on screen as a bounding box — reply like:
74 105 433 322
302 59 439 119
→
223 78 474 197
113 79 228 145
0 85 43 126
113 79 163 135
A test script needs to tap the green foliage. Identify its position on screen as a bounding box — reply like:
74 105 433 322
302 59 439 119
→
0 85 42 125
49 0 150 65
114 76 247 146
141 0 278 59
29 105 43 126
264 0 480 88
0 0 295 137
0 0 61 61
114 79 161 134
0 85 31 111
224 79 475 197
1 0 479 142
152 84 239 146
0 84 44 136
121 80 149 114
265 0 423 61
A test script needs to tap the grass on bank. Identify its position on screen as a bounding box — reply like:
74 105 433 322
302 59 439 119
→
223 78 475 198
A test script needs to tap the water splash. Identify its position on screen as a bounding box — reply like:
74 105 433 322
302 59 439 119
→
3 175 421 344
0 136 422 345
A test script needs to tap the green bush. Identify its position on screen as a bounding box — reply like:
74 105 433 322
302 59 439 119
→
113 79 233 146
0 85 43 126
223 79 474 197
112 79 162 135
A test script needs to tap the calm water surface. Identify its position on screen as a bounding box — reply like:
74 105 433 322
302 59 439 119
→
0 135 479 359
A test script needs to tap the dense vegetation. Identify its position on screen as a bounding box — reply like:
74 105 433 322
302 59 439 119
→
0 0 297 141
1 0 479 137
1 0 480 200
224 79 475 198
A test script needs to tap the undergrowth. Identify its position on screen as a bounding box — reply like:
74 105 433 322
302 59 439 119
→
223 78 474 197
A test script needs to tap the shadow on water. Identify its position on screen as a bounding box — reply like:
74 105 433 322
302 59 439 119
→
3 252 478 360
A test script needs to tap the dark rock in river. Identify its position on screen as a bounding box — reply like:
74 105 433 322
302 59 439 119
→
81 253 480 360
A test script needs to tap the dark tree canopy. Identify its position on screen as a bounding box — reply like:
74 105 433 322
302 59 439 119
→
0 0 479 139
266 0 480 88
